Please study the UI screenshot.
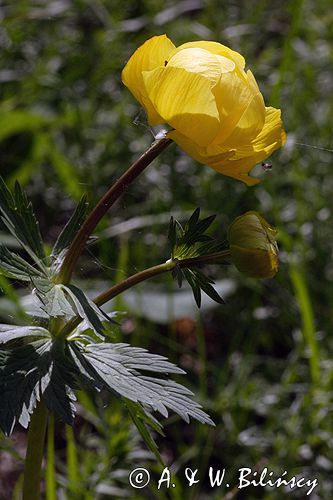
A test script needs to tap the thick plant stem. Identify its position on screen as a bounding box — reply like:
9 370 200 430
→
23 400 48 500
57 138 173 284
61 250 231 339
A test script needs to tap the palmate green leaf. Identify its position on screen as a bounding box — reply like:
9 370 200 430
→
67 343 103 389
0 324 50 345
0 337 79 435
71 342 215 426
41 342 79 425
0 339 51 435
34 281 75 318
0 245 47 282
52 195 88 260
64 284 115 339
125 399 164 464
0 177 46 269
196 240 226 256
33 281 116 338
0 334 214 437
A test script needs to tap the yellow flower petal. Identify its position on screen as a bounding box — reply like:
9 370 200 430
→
170 41 246 70
211 70 265 146
121 35 175 124
228 107 286 160
211 108 285 182
143 65 220 146
168 106 285 185
218 92 266 149
212 107 285 183
168 47 235 79
122 35 286 184
250 106 287 152
168 128 233 160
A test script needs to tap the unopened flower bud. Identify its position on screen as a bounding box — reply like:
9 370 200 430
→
228 211 278 278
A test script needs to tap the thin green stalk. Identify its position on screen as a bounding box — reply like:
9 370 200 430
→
57 138 173 284
46 414 56 500
196 316 207 398
289 263 319 384
23 400 49 500
66 424 79 494
279 231 319 385
62 260 175 338
93 250 231 308
61 250 231 339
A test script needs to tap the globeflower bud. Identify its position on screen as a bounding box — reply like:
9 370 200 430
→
228 211 278 278
122 35 286 185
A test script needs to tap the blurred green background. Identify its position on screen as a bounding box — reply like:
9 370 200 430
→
0 0 332 498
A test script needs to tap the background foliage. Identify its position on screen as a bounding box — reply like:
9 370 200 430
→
0 0 332 498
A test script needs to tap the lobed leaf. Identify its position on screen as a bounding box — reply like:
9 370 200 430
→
0 245 47 282
0 177 46 269
52 195 88 259
71 342 214 426
0 324 50 345
34 281 75 318
64 284 115 339
0 339 51 435
0 338 80 435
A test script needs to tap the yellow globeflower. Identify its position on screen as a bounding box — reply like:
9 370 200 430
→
228 211 278 278
122 35 286 185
